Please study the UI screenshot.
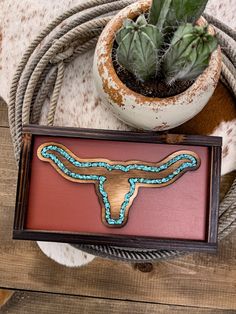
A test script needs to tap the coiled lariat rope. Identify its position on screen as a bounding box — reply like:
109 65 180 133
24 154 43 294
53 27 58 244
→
8 0 236 262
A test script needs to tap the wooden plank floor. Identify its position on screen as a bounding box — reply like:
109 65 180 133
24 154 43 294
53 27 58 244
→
0 98 236 313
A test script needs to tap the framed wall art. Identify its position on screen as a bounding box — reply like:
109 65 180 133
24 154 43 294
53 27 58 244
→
13 125 222 252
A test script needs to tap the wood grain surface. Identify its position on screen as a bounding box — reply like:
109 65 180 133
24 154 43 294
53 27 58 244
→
0 83 236 313
1 290 236 314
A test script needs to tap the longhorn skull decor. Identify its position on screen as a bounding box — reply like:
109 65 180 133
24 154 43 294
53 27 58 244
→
37 142 201 228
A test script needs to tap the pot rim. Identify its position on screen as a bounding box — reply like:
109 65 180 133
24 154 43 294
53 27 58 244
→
95 0 222 106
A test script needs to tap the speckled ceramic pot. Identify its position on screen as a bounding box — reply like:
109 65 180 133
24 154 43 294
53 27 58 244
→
93 0 222 131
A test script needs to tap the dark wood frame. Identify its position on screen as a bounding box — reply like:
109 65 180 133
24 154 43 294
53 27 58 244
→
13 125 222 252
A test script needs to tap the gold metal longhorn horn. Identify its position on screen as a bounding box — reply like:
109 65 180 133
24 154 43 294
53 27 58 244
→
37 142 201 228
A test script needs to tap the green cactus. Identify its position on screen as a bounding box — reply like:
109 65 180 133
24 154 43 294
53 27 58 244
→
162 24 218 84
115 15 163 81
114 0 218 86
148 0 208 33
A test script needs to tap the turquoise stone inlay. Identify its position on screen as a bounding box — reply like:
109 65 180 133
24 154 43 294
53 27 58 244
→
40 145 199 226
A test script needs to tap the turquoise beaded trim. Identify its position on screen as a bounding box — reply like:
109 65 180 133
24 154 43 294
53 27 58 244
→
40 145 198 225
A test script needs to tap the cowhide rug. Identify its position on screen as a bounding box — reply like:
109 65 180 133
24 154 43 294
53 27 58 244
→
0 0 235 267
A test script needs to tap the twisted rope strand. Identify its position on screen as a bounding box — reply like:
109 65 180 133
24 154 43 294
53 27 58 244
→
214 27 236 67
220 75 230 89
31 67 58 124
203 13 236 41
222 54 236 79
47 62 65 126
221 63 236 96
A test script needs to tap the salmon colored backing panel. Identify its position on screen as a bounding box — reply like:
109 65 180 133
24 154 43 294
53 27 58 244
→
26 136 210 241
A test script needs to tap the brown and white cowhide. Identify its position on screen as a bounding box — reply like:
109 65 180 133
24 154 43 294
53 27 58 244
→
0 0 235 267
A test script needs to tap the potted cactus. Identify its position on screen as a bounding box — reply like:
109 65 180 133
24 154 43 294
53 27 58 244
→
93 0 221 131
